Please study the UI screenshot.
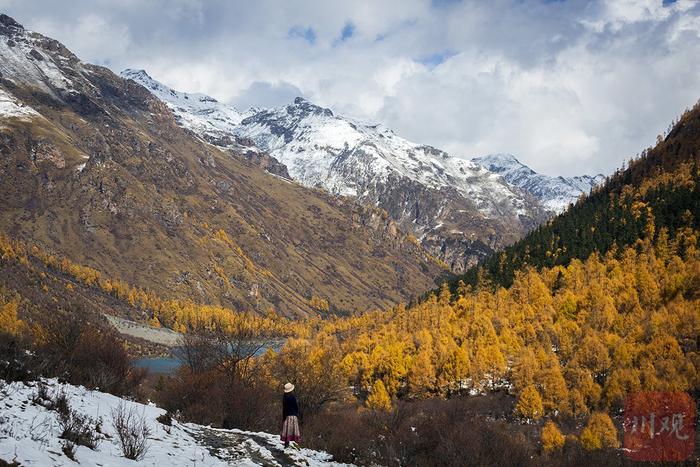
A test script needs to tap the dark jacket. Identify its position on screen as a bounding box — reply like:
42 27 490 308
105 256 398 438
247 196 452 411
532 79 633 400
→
282 392 299 419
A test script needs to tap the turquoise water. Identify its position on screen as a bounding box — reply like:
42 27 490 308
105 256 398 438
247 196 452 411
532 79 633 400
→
132 356 181 374
132 341 283 374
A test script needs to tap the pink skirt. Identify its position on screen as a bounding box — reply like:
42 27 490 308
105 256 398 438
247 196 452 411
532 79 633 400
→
281 415 301 443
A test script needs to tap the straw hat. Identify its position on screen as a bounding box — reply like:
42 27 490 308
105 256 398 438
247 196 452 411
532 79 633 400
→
284 382 295 393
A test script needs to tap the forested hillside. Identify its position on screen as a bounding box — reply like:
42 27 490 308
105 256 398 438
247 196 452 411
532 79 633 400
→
457 102 700 289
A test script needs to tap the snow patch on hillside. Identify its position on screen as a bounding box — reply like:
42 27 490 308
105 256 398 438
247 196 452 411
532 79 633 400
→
0 25 76 95
0 379 350 466
0 88 39 120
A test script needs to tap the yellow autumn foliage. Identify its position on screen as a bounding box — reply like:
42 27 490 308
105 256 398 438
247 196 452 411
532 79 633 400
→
579 412 619 450
0 298 25 337
541 420 565 452
366 379 391 411
515 385 544 420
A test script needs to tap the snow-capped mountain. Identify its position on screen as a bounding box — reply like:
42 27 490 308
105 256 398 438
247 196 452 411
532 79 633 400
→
234 99 548 270
472 154 605 213
236 98 520 210
122 71 548 271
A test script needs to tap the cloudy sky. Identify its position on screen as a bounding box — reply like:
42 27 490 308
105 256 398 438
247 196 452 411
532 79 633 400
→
1 0 699 176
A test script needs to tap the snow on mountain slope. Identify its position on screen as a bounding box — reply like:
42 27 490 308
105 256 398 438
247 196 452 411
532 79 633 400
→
0 15 82 96
0 379 349 467
472 154 605 213
236 98 530 217
233 98 548 270
120 69 254 148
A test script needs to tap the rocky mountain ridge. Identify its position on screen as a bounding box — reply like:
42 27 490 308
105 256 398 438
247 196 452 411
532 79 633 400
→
472 154 605 213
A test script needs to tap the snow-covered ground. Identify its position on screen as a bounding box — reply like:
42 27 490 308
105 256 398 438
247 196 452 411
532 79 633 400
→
0 379 350 466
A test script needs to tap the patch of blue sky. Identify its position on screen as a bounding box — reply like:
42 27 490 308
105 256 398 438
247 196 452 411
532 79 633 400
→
431 0 461 7
340 22 355 41
333 21 356 46
418 50 457 68
288 25 316 45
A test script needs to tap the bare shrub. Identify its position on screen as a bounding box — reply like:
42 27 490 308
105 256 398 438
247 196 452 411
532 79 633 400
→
69 327 131 395
31 384 70 417
302 405 377 464
178 325 275 381
157 368 226 425
156 367 278 432
30 383 51 406
35 309 85 370
29 384 100 450
0 332 34 382
36 310 138 396
61 440 76 461
111 403 151 461
29 414 53 446
221 377 277 430
179 331 220 373
58 409 100 450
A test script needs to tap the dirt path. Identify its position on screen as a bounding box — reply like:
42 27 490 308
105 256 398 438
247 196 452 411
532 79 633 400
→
183 425 309 466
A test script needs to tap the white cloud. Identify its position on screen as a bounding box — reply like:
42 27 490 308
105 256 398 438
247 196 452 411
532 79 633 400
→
1 0 699 176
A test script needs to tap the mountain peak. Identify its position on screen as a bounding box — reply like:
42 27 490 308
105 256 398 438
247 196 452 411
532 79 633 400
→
121 69 163 89
121 68 151 80
0 14 24 34
473 153 524 168
289 96 333 117
119 68 247 145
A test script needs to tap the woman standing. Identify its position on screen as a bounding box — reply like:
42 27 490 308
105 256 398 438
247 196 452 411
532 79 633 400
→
281 382 301 448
